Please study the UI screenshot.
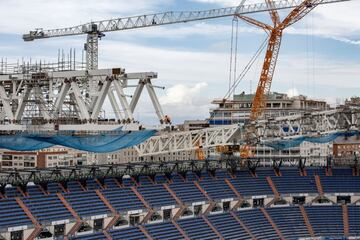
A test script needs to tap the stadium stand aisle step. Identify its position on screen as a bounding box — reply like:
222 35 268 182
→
56 193 81 220
168 181 207 204
58 182 69 193
56 192 83 236
260 208 285 240
23 194 74 224
130 185 154 224
314 175 324 196
236 208 279 240
138 225 153 240
102 187 146 214
343 205 349 237
145 221 186 240
199 177 237 202
208 212 253 240
326 167 333 176
299 205 315 237
17 186 28 197
105 215 121 230
230 211 256 239
266 176 280 200
15 197 42 240
163 183 183 205
95 189 116 214
193 181 212 201
109 226 147 239
171 219 190 240
305 205 344 237
224 178 244 209
266 207 311 239
177 216 219 240
348 206 360 236
131 187 151 209
64 190 111 218
202 215 224 240
103 230 112 240
135 184 177 209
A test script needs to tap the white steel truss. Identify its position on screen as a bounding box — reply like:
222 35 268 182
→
134 108 360 156
134 125 242 156
0 68 164 131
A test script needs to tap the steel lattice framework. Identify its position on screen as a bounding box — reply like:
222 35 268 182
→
134 108 360 156
0 68 165 131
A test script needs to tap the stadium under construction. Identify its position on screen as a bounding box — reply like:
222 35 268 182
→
0 0 359 239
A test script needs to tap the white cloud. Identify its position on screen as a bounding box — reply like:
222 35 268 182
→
192 0 360 46
159 82 211 120
287 88 299 97
160 82 208 105
0 0 170 34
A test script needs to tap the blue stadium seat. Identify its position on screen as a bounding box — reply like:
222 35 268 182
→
307 167 327 176
279 168 301 176
102 187 145 213
23 194 74 224
208 212 251 239
236 208 278 240
177 216 219 240
86 179 101 190
266 206 310 239
5 187 23 198
67 181 84 192
272 175 318 195
104 178 120 188
0 199 33 231
168 181 207 204
154 175 168 184
64 190 111 218
229 174 273 197
332 168 353 176
256 168 278 177
321 176 360 193
109 226 147 239
199 179 237 201
137 184 176 208
47 182 64 194
138 176 153 185
26 185 45 197
145 221 184 240
305 205 344 237
348 206 360 236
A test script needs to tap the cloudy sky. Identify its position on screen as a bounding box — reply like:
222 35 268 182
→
0 0 359 124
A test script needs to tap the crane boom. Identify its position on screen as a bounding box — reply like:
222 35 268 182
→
22 0 348 70
23 0 346 40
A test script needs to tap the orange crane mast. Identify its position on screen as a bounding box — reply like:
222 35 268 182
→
237 0 327 157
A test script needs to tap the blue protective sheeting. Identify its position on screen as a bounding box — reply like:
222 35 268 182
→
0 130 156 152
264 131 360 150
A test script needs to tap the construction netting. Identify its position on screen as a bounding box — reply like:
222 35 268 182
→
264 131 360 150
0 130 156 152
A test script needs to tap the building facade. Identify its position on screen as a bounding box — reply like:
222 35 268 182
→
208 92 331 166
209 92 329 125
0 147 86 170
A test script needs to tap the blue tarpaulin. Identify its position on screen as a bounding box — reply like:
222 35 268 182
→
0 130 156 152
264 131 360 150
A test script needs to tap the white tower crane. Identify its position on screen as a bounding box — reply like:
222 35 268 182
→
22 0 346 70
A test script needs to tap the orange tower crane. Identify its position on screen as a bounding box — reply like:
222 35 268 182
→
237 0 327 157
